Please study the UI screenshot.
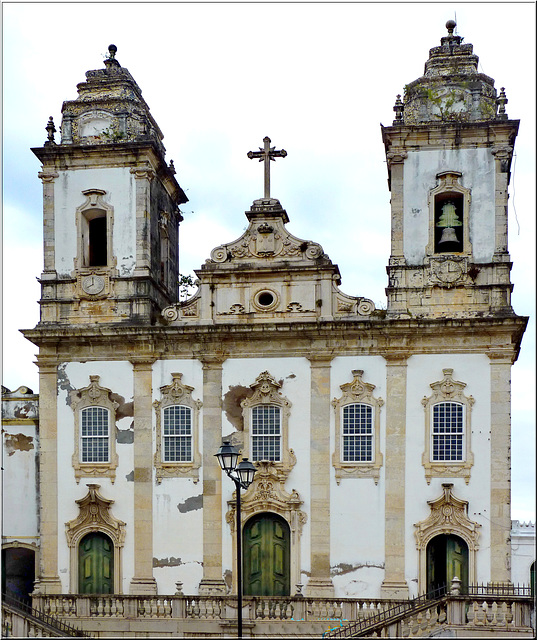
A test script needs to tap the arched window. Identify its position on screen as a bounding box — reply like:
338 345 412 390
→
81 406 110 463
162 405 193 462
431 402 464 462
154 373 202 483
251 405 281 462
342 403 373 462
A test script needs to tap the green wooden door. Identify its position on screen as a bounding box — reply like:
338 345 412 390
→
243 514 290 596
78 532 114 594
426 534 468 595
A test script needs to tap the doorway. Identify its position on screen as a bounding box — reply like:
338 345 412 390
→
426 534 468 594
78 532 114 594
1 547 35 603
243 513 290 596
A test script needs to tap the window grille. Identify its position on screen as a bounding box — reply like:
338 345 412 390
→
342 404 373 462
81 407 109 463
163 405 192 462
251 405 281 461
432 402 464 461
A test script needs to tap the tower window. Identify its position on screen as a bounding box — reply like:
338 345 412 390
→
434 193 464 253
251 404 281 461
342 403 373 462
88 216 107 266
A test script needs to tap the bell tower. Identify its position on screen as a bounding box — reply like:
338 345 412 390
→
32 45 187 325
381 21 519 318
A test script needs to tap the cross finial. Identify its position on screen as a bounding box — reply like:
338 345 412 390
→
247 137 287 199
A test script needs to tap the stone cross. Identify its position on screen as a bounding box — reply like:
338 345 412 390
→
247 137 287 198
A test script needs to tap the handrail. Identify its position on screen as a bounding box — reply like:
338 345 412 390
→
2 592 91 638
323 585 448 638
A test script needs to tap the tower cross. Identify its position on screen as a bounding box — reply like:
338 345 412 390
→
247 137 287 199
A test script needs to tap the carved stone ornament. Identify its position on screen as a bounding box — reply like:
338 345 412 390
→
332 370 384 484
209 217 325 263
428 256 468 288
65 484 126 593
69 376 119 484
241 371 295 479
153 373 202 483
334 292 375 316
421 369 475 485
414 483 481 590
225 461 306 594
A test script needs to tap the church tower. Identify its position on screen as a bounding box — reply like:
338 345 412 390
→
382 20 518 319
32 45 187 326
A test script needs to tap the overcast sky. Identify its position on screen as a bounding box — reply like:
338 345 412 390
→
2 2 535 521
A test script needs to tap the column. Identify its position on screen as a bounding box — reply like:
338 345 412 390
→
129 359 158 595
33 355 62 595
381 354 409 598
305 356 335 597
386 150 407 260
488 353 513 584
198 357 227 594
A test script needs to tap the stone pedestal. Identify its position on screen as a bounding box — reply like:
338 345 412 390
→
129 576 158 595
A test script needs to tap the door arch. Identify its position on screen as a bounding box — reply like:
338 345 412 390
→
78 532 114 594
426 534 468 594
243 513 290 596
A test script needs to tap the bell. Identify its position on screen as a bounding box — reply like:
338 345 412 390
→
438 227 459 244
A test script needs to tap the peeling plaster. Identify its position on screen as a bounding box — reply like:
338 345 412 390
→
223 569 232 593
223 385 253 431
13 403 38 419
177 495 203 513
153 556 203 568
3 433 34 456
110 393 134 420
330 562 384 577
125 470 134 482
57 363 75 404
116 427 134 444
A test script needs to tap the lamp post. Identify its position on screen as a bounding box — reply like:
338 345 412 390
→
215 441 257 639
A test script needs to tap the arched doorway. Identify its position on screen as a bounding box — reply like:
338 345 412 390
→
426 534 468 594
1 546 35 603
243 513 290 596
78 532 114 594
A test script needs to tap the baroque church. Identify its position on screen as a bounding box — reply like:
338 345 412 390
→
2 20 534 637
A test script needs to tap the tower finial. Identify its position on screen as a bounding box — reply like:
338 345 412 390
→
446 19 456 35
104 44 120 68
45 116 56 146
108 44 117 59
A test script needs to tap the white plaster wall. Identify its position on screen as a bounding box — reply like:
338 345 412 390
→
2 424 39 538
405 354 492 596
152 360 204 595
511 524 536 585
56 360 134 593
330 356 387 597
221 358 312 581
54 168 135 276
403 148 495 264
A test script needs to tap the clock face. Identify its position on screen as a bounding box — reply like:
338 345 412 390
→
82 275 105 295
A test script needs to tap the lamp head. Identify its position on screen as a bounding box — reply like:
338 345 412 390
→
236 457 257 488
215 440 240 473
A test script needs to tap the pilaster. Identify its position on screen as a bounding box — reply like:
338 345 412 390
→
131 165 155 275
488 351 513 584
387 150 407 262
381 353 409 598
32 356 62 595
129 358 158 595
198 357 227 595
491 145 513 258
305 356 335 597
38 169 59 276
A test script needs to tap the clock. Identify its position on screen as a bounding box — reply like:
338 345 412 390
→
82 274 105 295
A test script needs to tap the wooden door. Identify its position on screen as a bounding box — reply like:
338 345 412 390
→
426 534 468 595
78 532 114 594
243 514 290 596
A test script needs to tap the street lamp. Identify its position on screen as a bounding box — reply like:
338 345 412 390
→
215 440 256 639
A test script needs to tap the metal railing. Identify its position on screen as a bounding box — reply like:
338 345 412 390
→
465 583 533 597
322 585 448 638
2 592 91 637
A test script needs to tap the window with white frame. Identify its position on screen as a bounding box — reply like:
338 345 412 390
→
421 369 474 485
163 405 193 462
332 370 384 485
81 406 110 462
153 373 202 483
342 403 373 462
69 375 119 484
432 402 464 461
251 404 281 462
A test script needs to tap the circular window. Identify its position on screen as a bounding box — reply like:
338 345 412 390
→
258 292 274 307
253 289 279 311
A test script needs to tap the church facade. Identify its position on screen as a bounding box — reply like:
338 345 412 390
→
8 22 529 605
